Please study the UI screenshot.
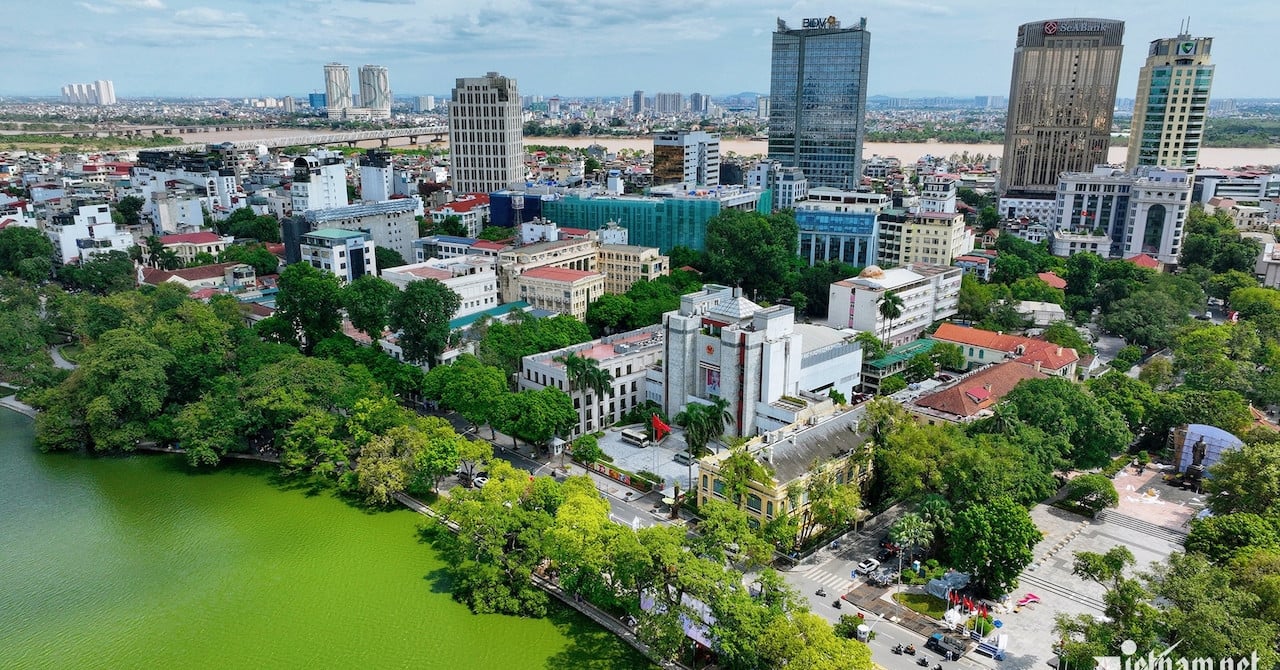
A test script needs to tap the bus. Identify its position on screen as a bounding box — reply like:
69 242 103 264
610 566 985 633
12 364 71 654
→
620 428 650 447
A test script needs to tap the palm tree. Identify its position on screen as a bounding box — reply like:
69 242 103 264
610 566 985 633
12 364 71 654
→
675 403 712 457
889 512 933 591
705 396 733 452
878 290 905 347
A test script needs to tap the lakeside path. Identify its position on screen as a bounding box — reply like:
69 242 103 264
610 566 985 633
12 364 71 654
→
393 489 687 670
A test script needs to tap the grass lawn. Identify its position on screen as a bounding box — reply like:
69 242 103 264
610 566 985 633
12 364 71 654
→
60 342 84 363
893 592 948 619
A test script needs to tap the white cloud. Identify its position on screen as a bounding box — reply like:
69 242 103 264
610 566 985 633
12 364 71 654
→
78 2 119 13
115 0 166 8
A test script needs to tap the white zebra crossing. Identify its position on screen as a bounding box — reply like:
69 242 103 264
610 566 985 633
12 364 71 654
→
807 569 857 592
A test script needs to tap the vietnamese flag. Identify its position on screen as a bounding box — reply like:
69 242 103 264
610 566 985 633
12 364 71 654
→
651 414 672 441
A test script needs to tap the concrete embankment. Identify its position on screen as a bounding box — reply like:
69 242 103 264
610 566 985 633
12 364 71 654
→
0 395 37 419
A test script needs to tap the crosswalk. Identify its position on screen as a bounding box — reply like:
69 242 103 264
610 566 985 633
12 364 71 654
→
796 565 858 592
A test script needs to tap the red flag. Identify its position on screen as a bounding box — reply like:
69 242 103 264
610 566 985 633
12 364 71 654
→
651 414 671 441
964 596 973 610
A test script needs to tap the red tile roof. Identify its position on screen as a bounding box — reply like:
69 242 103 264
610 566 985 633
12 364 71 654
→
913 361 1047 418
142 262 249 285
1037 272 1067 289
1125 254 1161 269
522 266 601 283
932 323 1079 372
472 240 506 251
433 193 490 214
160 232 223 245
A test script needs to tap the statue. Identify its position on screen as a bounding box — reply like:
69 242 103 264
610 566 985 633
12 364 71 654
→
1191 437 1208 468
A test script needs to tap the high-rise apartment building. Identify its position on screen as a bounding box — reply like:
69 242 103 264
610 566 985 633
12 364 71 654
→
448 72 525 194
653 131 720 187
324 63 352 115
632 90 645 116
291 149 349 214
653 92 684 115
1002 18 1124 197
358 65 392 119
358 149 393 202
61 80 115 105
768 16 871 190
756 96 770 120
689 93 709 115
1126 33 1213 170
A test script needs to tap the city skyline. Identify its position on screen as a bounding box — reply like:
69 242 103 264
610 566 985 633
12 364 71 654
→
9 0 1275 99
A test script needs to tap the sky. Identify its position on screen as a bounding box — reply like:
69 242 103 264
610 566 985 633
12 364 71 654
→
8 0 1277 100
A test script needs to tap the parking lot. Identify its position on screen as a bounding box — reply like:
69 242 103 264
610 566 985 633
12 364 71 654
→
595 424 701 492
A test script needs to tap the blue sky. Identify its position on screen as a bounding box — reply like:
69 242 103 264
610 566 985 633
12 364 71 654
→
9 0 1275 99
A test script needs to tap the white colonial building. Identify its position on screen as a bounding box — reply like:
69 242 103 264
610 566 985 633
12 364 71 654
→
827 264 961 347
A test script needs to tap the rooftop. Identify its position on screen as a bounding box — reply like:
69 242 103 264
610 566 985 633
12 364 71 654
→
522 266 601 282
302 198 417 223
160 232 223 245
449 301 530 331
433 193 490 214
866 338 937 371
912 361 1047 420
757 410 871 484
303 228 368 241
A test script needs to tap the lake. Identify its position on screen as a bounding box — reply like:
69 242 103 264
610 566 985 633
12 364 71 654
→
0 408 648 669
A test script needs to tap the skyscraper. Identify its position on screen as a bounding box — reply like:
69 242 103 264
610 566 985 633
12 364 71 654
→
61 80 115 105
768 16 871 190
358 65 392 119
632 90 645 116
1126 33 1213 170
324 63 352 115
448 72 524 194
1001 18 1124 197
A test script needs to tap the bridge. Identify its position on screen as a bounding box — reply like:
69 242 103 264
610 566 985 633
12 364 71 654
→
179 126 449 151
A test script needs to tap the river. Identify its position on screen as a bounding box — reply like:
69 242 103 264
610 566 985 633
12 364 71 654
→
179 128 1280 169
0 408 648 669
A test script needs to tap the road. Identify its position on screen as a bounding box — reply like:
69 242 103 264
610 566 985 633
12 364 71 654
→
428 409 670 528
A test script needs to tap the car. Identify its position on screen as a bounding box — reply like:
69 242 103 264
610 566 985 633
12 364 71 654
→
472 476 488 488
855 558 880 575
926 633 968 659
673 451 696 466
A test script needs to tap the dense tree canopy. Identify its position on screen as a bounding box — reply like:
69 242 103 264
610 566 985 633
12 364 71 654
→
702 209 800 302
388 278 461 365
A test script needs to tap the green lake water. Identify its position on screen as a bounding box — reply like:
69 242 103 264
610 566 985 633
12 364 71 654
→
0 409 650 669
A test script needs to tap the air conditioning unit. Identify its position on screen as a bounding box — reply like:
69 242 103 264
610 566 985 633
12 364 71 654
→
808 416 819 426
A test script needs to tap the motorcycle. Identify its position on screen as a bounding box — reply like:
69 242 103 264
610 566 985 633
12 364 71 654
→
816 588 827 598
892 645 904 655
831 599 842 609
934 665 944 670
905 645 916 656
917 657 930 667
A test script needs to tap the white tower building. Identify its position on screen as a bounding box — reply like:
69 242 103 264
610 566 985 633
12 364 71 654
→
448 72 524 195
324 63 352 116
358 65 392 119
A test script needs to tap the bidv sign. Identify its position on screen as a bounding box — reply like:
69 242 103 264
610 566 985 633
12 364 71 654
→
802 16 840 29
1043 20 1106 35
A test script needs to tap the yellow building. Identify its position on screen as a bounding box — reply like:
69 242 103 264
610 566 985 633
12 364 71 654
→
696 408 871 531
598 244 668 295
901 212 972 266
515 266 606 321
496 237 598 303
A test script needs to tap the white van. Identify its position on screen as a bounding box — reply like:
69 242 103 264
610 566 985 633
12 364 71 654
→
673 451 696 466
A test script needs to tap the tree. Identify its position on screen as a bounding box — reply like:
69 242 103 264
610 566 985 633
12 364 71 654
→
497 387 576 447
1207 270 1258 308
1229 287 1280 319
978 206 1000 230
555 351 614 401
1063 474 1120 517
855 331 887 360
1009 277 1065 305
796 260 860 318
374 246 406 273
585 293 634 336
931 342 966 371
341 274 398 340
60 250 136 294
218 243 279 276
1186 513 1280 563
1003 377 1131 469
877 291 904 346
718 443 772 513
1086 372 1158 433
903 353 936 383
477 226 512 242
948 497 1042 596
275 262 344 352
570 434 603 464
1111 344 1144 371
702 209 800 302
879 374 907 396
0 302 58 388
1138 357 1174 390
889 512 933 566
423 354 509 435
0 226 54 278
1064 252 1102 302
1042 321 1093 356
388 279 461 365
799 461 861 545
115 195 145 226
992 254 1034 285
1205 441 1280 517
33 328 174 453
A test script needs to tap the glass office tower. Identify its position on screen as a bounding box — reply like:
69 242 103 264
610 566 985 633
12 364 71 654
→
768 16 870 190
1126 34 1214 170
1001 18 1124 197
